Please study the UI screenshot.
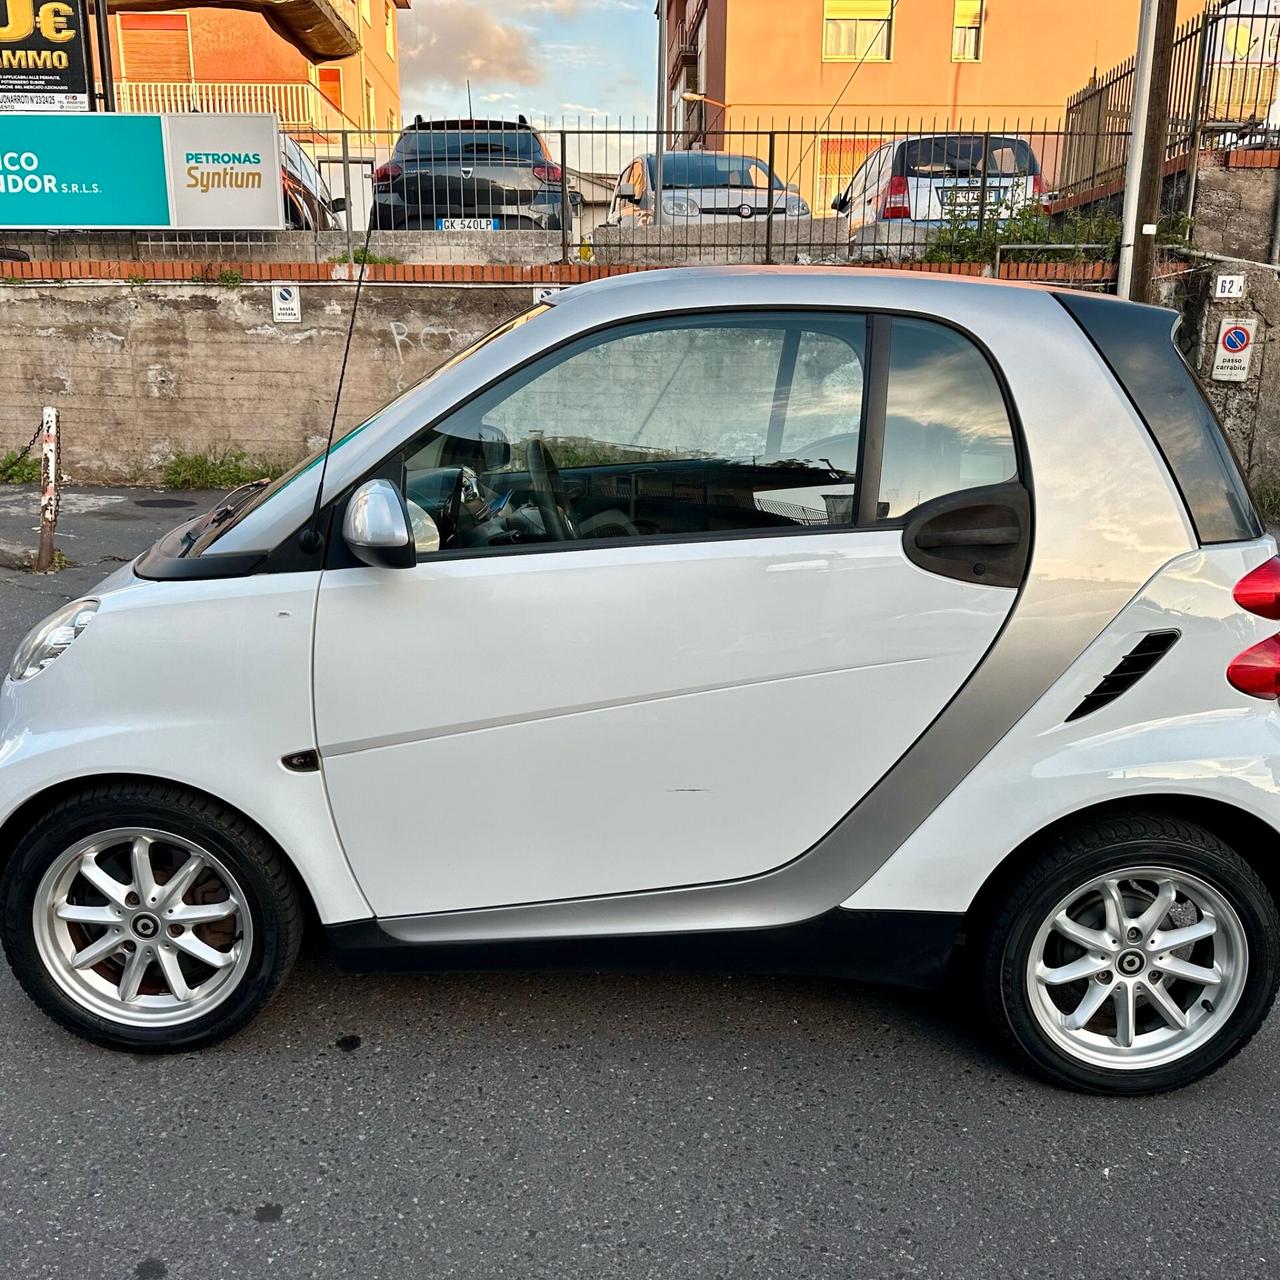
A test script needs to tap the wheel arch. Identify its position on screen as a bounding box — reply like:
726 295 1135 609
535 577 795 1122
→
0 772 324 933
962 794 1280 946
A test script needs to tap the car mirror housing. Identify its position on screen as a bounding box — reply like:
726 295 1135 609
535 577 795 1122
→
617 181 637 201
342 479 418 569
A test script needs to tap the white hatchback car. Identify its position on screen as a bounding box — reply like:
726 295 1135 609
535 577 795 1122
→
832 133 1047 258
2 268 1277 1095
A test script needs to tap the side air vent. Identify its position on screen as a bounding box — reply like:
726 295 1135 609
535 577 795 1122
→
1066 630 1181 723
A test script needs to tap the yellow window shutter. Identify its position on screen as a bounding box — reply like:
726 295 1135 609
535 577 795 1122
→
954 0 984 27
824 1 892 19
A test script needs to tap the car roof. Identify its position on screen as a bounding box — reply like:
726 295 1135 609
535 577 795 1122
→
544 264 1065 304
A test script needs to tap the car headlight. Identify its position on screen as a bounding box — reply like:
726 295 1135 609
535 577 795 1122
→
785 195 810 217
8 599 98 683
661 194 701 217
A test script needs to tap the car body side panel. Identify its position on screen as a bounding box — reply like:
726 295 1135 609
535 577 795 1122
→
0 573 371 924
844 540 1280 914
315 531 1012 914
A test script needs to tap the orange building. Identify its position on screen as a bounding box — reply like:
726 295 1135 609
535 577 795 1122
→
94 0 409 135
667 0 1205 203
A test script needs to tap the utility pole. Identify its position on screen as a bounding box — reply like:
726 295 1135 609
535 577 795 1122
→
92 0 116 110
1130 0 1179 304
654 0 667 227
1116 0 1160 299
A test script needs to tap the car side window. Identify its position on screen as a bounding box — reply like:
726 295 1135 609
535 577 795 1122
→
875 317 1017 520
401 314 867 555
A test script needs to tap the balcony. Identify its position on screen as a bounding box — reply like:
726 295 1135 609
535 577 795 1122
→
112 0 360 58
116 80 359 134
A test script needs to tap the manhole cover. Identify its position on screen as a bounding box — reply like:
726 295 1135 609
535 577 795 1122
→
134 498 199 509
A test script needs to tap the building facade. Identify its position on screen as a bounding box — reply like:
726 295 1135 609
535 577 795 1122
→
668 0 1205 135
97 0 408 135
666 0 1205 210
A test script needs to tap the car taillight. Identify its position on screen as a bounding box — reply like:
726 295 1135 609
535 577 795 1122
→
372 162 402 187
881 174 912 219
1228 636 1280 699
1228 558 1280 699
1234 556 1280 619
533 163 562 183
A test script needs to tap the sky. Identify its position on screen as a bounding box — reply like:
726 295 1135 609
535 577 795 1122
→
396 1 660 128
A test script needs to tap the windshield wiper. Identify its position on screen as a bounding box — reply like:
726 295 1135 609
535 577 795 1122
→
207 477 272 528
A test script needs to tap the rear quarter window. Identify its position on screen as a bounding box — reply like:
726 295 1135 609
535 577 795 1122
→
1056 292 1261 545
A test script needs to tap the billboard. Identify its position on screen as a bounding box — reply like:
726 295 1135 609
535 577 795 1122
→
0 112 285 229
0 0 92 112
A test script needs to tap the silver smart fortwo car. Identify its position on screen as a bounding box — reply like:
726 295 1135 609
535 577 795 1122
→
1 268 1277 1095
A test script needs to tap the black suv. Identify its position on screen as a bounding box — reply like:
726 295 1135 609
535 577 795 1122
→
369 116 575 231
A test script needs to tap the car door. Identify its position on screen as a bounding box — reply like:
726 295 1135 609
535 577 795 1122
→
313 310 1028 918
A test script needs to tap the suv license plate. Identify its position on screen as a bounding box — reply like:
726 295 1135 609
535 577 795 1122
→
435 217 500 231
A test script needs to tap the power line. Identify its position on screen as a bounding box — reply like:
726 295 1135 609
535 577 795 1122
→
783 0 906 189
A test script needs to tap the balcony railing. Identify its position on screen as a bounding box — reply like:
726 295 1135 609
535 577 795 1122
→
116 79 358 133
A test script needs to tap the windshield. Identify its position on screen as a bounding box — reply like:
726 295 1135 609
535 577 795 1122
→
898 136 1039 178
656 153 782 190
395 129 548 162
193 304 552 554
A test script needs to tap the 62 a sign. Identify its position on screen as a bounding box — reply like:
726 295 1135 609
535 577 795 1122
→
0 0 92 112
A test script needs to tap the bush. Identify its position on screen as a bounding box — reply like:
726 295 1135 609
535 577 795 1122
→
1252 480 1280 527
329 248 401 265
0 451 40 484
161 450 284 490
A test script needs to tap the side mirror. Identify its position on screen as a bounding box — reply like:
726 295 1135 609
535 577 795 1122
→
343 478 417 569
329 195 348 214
617 180 637 201
831 193 850 213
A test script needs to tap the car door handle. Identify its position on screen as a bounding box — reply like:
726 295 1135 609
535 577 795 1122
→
913 525 1021 549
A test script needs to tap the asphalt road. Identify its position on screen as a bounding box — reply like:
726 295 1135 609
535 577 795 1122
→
1 486 1279 1279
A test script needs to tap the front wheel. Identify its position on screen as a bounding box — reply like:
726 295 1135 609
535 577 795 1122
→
1 783 303 1051
982 812 1280 1094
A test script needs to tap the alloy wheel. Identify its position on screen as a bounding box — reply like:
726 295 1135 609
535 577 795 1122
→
32 827 253 1028
1026 865 1248 1071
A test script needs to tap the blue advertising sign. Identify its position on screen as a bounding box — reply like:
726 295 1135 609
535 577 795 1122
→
0 113 170 228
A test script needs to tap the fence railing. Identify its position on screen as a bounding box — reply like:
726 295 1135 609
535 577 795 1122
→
1062 1 1280 200
116 79 360 134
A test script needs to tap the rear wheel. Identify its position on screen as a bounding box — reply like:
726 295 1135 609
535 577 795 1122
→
1 783 302 1051
982 812 1280 1093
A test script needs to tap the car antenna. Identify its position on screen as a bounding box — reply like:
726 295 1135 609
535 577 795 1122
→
299 215 378 555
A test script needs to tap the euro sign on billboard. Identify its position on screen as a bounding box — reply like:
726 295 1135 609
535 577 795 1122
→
0 0 92 112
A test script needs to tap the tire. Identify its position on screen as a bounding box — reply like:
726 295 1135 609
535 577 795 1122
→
981 810 1280 1094
1 782 303 1052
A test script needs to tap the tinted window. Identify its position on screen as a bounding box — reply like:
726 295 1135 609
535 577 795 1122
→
877 318 1017 519
1057 293 1261 544
396 129 545 162
656 153 782 190
897 135 1038 178
402 315 867 553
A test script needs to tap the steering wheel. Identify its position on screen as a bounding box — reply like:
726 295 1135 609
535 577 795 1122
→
526 437 579 541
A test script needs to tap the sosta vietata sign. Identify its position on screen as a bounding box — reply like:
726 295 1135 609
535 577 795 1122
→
0 113 285 229
0 0 91 111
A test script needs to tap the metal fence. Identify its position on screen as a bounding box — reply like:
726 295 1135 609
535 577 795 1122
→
0 118 1134 288
1062 1 1280 204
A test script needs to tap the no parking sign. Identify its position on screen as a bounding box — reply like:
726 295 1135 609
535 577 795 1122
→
1212 318 1258 382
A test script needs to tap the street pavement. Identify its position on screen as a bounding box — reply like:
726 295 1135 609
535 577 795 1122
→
1 485 1279 1279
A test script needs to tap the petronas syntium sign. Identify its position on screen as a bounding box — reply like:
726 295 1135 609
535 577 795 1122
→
0 0 92 112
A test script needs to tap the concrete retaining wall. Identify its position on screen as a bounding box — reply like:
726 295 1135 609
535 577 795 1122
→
1 282 531 482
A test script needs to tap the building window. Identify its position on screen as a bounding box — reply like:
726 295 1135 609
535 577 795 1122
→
317 67 343 111
822 0 892 62
385 0 395 57
952 0 984 61
364 80 375 129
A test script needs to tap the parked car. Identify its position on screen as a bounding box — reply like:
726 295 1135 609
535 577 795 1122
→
282 135 345 232
369 116 577 231
1 268 1276 1095
832 133 1047 259
606 149 811 225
